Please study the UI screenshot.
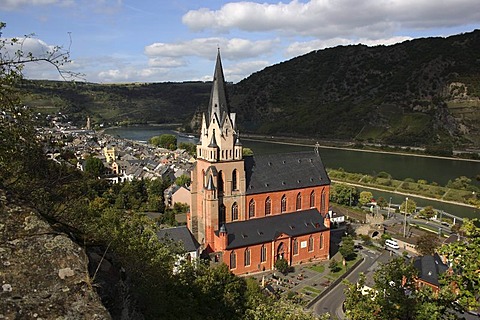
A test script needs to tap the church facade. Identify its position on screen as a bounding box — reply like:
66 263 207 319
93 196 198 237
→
188 51 331 275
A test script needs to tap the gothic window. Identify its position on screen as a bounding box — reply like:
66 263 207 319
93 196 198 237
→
308 235 314 252
260 245 267 263
219 205 226 227
293 238 299 255
296 192 302 210
231 202 238 221
248 199 255 218
218 171 224 194
244 248 251 266
310 190 315 208
321 190 326 214
281 194 287 213
319 233 324 249
230 251 236 269
232 169 237 191
265 197 271 215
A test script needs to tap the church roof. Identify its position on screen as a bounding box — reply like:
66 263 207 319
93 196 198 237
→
221 209 328 250
207 49 230 125
413 253 448 287
244 151 330 195
157 226 200 253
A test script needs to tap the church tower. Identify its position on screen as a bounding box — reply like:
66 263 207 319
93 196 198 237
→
189 50 245 253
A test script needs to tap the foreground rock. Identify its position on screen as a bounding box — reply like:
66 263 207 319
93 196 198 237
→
0 192 111 320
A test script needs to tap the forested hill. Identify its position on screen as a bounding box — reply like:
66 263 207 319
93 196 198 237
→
19 80 212 130
229 29 480 148
20 30 480 148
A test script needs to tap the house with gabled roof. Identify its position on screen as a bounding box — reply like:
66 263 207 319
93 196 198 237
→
188 50 331 275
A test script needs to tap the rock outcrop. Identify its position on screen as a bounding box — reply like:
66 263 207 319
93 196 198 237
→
0 191 111 319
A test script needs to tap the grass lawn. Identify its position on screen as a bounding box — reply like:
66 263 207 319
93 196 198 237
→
303 286 322 294
308 264 325 273
327 254 363 280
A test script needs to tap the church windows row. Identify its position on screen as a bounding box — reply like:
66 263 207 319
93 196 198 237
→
247 189 326 218
230 245 269 270
204 169 238 193
229 234 325 270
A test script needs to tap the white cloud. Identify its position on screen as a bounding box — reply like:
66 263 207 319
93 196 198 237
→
224 60 270 82
145 37 278 60
182 0 480 39
285 36 413 58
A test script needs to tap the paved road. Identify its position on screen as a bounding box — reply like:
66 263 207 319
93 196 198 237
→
313 249 391 319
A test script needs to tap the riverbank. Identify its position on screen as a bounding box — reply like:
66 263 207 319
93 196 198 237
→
242 136 480 163
331 179 478 209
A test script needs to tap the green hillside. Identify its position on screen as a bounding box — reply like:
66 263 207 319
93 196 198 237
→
19 80 212 129
19 30 480 148
229 30 480 148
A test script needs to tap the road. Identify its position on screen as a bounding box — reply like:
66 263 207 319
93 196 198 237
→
313 249 392 319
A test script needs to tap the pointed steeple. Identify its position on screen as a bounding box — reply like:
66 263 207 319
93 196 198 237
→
207 49 229 124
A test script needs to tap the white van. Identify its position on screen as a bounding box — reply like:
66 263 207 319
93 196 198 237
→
385 239 400 250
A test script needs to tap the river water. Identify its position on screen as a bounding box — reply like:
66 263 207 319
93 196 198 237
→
104 126 480 219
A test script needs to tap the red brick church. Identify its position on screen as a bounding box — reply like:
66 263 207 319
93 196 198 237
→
188 50 331 275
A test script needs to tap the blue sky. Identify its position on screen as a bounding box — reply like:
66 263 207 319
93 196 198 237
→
1 0 480 83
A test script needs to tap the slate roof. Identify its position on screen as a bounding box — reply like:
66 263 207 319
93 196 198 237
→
413 253 449 287
244 151 330 195
156 226 200 253
220 208 328 250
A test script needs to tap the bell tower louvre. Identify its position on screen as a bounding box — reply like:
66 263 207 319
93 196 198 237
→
188 51 331 275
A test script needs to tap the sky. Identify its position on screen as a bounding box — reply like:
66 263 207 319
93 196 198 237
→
1 0 480 84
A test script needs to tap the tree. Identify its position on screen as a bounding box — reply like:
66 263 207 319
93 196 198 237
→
329 259 341 273
376 196 387 209
274 258 289 274
331 184 358 206
359 191 373 206
416 233 441 256
84 155 106 177
400 198 416 215
175 174 191 187
178 142 196 155
439 219 480 311
339 236 356 261
243 147 254 156
149 134 177 150
344 274 379 320
418 205 435 219
344 257 459 320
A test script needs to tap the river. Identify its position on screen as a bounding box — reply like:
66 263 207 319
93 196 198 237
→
104 125 480 219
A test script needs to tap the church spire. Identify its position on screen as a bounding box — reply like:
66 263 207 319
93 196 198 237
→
207 49 229 124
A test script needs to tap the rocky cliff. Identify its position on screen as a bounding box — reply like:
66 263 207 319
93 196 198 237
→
0 191 111 319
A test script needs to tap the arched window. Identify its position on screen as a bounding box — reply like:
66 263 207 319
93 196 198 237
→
260 245 267 263
319 233 324 249
310 190 315 208
293 238 299 255
218 171 224 194
321 190 326 213
308 235 314 252
296 192 302 210
202 169 206 187
248 199 255 218
219 204 226 227
232 169 237 191
230 251 236 269
231 202 238 221
265 197 271 215
244 248 251 266
281 194 287 213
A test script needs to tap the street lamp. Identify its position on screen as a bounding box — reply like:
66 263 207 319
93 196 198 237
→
403 197 408 237
387 197 392 219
